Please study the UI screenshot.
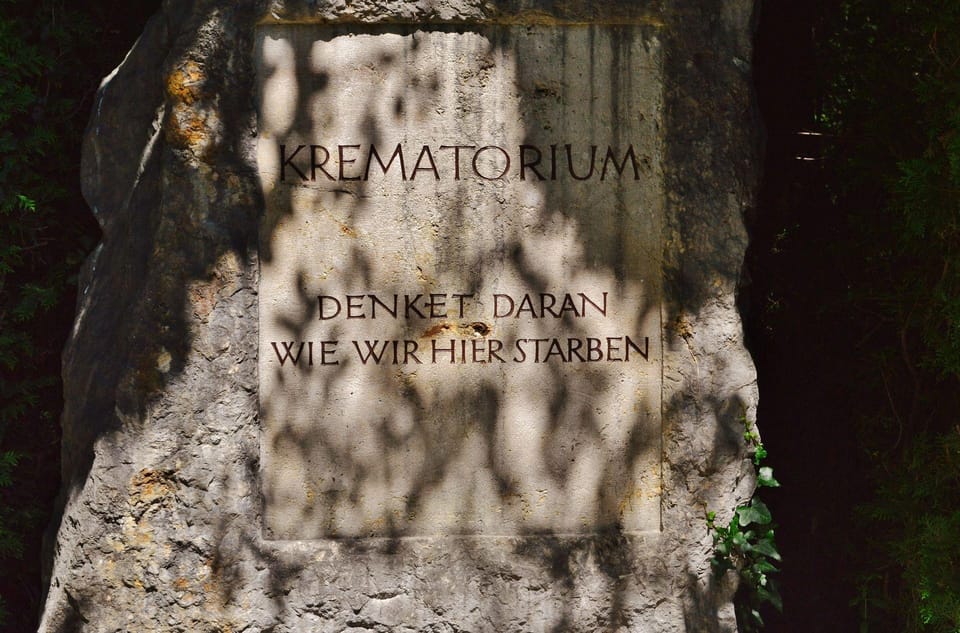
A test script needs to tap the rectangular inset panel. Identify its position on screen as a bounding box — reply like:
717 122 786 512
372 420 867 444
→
257 24 664 539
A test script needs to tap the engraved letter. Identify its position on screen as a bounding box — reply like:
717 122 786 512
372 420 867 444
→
600 145 641 180
280 144 308 182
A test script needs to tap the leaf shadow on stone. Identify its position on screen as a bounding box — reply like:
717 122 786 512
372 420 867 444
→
44 3 757 631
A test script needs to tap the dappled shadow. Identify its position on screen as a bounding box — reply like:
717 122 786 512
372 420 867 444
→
41 1 759 631
257 22 663 542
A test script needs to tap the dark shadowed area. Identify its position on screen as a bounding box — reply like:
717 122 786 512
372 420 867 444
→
746 1 867 631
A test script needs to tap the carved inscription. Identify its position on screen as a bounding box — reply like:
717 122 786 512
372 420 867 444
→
270 291 651 367
257 25 664 539
278 143 644 182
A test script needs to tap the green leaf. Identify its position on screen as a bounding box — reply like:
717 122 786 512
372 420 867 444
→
738 499 773 527
753 444 768 466
0 451 21 487
752 558 779 574
758 583 784 612
15 194 35 212
731 531 749 548
758 466 781 488
752 537 782 562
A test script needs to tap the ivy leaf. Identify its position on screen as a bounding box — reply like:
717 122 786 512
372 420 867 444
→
753 536 782 561
738 498 773 527
758 584 784 613
731 530 750 549
758 466 780 488
752 558 779 574
753 444 768 466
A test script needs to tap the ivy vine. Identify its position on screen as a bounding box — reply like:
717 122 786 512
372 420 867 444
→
708 419 782 632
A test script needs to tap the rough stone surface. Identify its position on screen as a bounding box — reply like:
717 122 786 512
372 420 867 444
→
40 0 759 631
258 23 664 539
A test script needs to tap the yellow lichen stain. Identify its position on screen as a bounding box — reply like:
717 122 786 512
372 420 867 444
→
420 321 492 339
365 516 386 532
118 512 155 547
188 279 218 321
166 61 204 105
187 252 243 321
664 228 687 255
201 557 236 612
671 314 693 340
165 103 212 154
389 501 417 524
99 558 117 577
415 264 434 285
129 468 178 513
119 513 155 547
421 322 455 338
617 487 647 517
196 561 213 582
532 79 563 100
163 60 221 157
501 491 534 519
156 348 172 373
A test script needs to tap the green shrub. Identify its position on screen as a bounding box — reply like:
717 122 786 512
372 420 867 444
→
709 420 782 632
854 433 960 632
819 1 960 630
0 0 101 627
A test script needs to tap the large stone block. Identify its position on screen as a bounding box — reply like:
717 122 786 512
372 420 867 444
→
40 1 759 631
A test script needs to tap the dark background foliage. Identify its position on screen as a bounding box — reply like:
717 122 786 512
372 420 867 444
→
752 1 960 631
0 0 958 631
0 2 158 630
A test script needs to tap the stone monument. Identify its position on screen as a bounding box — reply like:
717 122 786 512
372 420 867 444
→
40 1 759 631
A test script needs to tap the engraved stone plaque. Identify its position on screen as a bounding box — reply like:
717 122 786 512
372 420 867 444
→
257 24 664 539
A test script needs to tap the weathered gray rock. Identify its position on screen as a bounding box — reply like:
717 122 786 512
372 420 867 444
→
41 1 759 631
